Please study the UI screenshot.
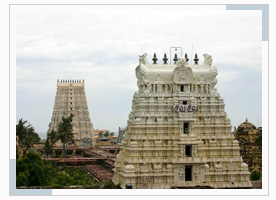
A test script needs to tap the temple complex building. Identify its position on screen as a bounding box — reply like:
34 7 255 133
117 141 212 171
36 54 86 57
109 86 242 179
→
94 129 109 139
48 79 94 147
234 118 262 175
113 53 252 189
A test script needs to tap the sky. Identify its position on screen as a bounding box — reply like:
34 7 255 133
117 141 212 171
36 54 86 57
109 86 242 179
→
16 7 262 139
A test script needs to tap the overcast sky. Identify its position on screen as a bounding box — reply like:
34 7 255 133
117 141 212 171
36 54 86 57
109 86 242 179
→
16 8 262 138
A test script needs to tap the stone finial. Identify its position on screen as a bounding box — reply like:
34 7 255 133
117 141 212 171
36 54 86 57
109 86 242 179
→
185 53 189 62
139 53 149 65
173 53 178 64
203 53 213 66
163 53 168 64
246 118 248 122
194 53 199 65
152 53 158 64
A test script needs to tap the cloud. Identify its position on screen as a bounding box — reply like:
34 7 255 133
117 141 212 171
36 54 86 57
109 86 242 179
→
16 8 262 134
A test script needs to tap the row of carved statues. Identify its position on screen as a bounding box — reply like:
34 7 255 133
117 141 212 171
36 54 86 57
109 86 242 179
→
139 83 212 94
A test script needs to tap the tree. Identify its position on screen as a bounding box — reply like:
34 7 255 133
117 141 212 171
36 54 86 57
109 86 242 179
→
45 130 58 157
255 129 262 147
16 119 28 144
110 132 114 136
57 114 74 158
250 170 261 181
16 150 49 186
99 132 103 138
104 131 109 137
16 118 41 149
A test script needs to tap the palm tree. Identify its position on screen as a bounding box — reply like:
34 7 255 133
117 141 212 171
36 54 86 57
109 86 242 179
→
44 130 57 157
57 114 74 158
16 118 40 150
16 119 29 145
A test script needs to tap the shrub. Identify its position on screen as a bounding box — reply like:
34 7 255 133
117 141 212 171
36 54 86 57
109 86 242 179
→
250 170 261 181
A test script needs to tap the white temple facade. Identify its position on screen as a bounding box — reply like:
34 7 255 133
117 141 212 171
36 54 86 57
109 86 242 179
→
112 53 252 189
48 79 94 147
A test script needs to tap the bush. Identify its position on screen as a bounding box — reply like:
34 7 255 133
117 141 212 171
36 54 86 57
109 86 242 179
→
250 170 261 181
16 150 94 187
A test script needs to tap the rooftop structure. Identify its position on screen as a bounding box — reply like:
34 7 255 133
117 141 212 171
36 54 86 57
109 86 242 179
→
113 53 252 189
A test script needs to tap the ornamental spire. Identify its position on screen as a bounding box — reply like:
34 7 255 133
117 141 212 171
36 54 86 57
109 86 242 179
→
163 53 168 64
185 53 189 62
194 53 199 65
173 53 178 64
152 53 158 64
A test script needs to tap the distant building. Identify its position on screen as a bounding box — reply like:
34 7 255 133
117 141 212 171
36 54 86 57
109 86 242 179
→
117 127 126 144
47 79 94 147
94 129 109 139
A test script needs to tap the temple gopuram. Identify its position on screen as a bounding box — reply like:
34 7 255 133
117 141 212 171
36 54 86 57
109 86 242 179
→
48 79 94 147
113 53 252 189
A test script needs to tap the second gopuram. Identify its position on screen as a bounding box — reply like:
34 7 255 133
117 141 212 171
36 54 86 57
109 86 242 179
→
113 53 252 189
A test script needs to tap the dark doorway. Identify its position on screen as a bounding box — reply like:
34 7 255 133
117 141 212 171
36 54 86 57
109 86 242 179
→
185 145 192 157
185 165 192 181
180 85 184 92
184 122 189 134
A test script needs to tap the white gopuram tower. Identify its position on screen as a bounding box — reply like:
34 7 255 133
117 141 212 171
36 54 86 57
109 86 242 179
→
113 53 252 189
48 79 94 147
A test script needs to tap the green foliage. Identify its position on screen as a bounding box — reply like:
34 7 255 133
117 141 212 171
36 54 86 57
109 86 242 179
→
250 170 261 181
104 131 109 137
45 130 58 156
110 132 114 136
16 172 28 186
99 132 103 137
16 147 19 160
16 151 94 187
16 150 49 186
57 114 74 157
255 133 262 147
16 119 41 149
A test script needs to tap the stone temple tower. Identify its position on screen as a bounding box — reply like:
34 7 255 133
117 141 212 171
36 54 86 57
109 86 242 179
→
48 79 94 147
113 53 252 189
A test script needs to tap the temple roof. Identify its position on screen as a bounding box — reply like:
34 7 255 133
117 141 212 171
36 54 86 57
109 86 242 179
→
237 118 256 134
135 53 217 85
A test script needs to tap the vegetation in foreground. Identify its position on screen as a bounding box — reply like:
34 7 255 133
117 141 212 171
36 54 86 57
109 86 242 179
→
16 150 120 189
16 150 92 187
